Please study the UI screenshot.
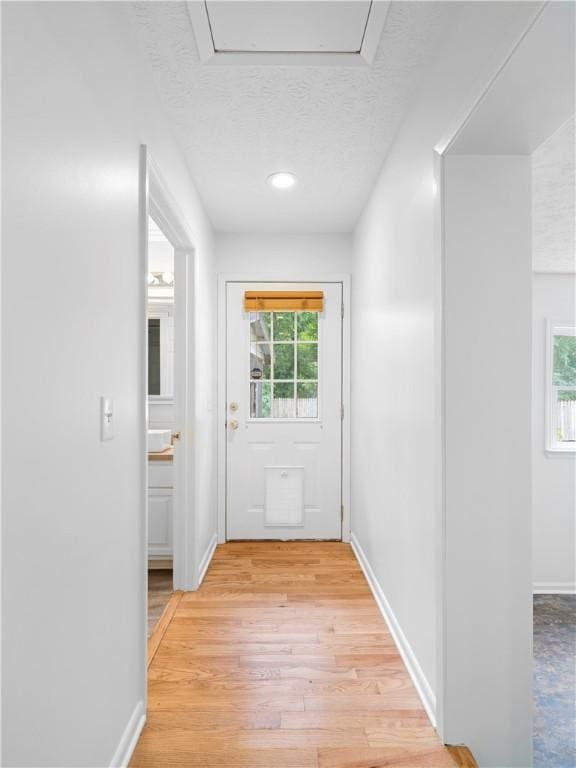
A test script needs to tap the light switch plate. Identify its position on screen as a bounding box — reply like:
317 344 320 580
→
101 396 114 441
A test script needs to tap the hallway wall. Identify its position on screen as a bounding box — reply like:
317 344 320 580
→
216 233 352 277
350 0 542 726
1 3 215 766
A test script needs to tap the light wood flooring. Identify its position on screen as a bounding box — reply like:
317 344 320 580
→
132 542 475 768
148 569 173 638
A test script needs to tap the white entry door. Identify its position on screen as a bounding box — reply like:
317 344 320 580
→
226 282 343 540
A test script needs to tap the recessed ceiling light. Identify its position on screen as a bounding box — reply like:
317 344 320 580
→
267 171 297 190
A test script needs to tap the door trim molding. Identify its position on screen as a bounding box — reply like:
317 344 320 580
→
198 533 219 586
217 273 351 544
143 147 198 595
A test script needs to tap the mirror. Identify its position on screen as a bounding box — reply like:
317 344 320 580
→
148 215 174 400
148 318 161 395
148 302 174 398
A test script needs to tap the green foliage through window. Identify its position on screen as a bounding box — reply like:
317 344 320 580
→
553 335 576 387
250 310 319 418
297 312 318 341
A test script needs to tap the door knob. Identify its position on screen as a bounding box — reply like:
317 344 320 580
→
229 420 239 430
171 431 181 442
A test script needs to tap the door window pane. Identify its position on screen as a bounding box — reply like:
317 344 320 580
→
250 312 271 341
273 382 296 418
273 344 295 380
251 342 271 379
273 312 295 341
297 312 318 341
297 343 318 379
250 381 271 418
297 382 318 418
274 381 294 398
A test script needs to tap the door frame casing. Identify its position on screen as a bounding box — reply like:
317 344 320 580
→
217 274 351 543
141 146 197 595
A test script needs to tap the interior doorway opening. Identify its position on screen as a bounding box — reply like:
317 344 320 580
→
146 215 176 637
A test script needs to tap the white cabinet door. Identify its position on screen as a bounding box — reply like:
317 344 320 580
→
148 488 173 557
226 282 343 540
148 462 173 489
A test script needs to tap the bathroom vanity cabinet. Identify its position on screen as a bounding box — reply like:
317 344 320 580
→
148 456 173 560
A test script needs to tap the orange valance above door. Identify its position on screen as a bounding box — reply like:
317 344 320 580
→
244 291 324 312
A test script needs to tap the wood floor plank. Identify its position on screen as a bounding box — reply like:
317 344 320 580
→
304 692 423 711
149 663 292 681
131 748 319 767
131 542 475 768
290 642 398 655
158 639 294 655
163 628 320 643
281 711 431 729
147 590 183 669
365 725 447 747
278 665 359 680
317 747 459 768
147 689 306 712
147 677 381 695
133 727 369 749
143 709 282 731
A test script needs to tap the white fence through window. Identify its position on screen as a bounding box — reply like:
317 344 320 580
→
556 398 576 442
272 397 318 418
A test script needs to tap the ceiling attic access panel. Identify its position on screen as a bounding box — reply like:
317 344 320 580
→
187 0 390 67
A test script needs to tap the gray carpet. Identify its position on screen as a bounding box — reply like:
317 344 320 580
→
534 595 576 768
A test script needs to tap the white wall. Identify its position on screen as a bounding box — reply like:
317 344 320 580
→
533 273 576 591
2 3 215 766
149 240 174 274
216 233 352 277
350 0 540 728
442 155 533 767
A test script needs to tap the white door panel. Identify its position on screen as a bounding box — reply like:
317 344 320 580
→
226 282 342 540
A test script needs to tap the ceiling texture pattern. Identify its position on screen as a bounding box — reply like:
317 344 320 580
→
131 1 449 233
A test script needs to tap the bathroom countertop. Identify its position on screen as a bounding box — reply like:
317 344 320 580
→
148 446 174 462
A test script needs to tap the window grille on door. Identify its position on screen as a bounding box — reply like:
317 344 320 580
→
249 311 319 419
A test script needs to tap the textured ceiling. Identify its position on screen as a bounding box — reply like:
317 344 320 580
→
132 1 449 233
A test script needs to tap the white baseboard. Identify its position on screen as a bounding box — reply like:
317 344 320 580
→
534 581 576 594
198 533 218 586
350 533 437 727
109 700 145 768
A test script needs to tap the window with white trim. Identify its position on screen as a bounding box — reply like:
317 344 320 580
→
547 324 576 452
